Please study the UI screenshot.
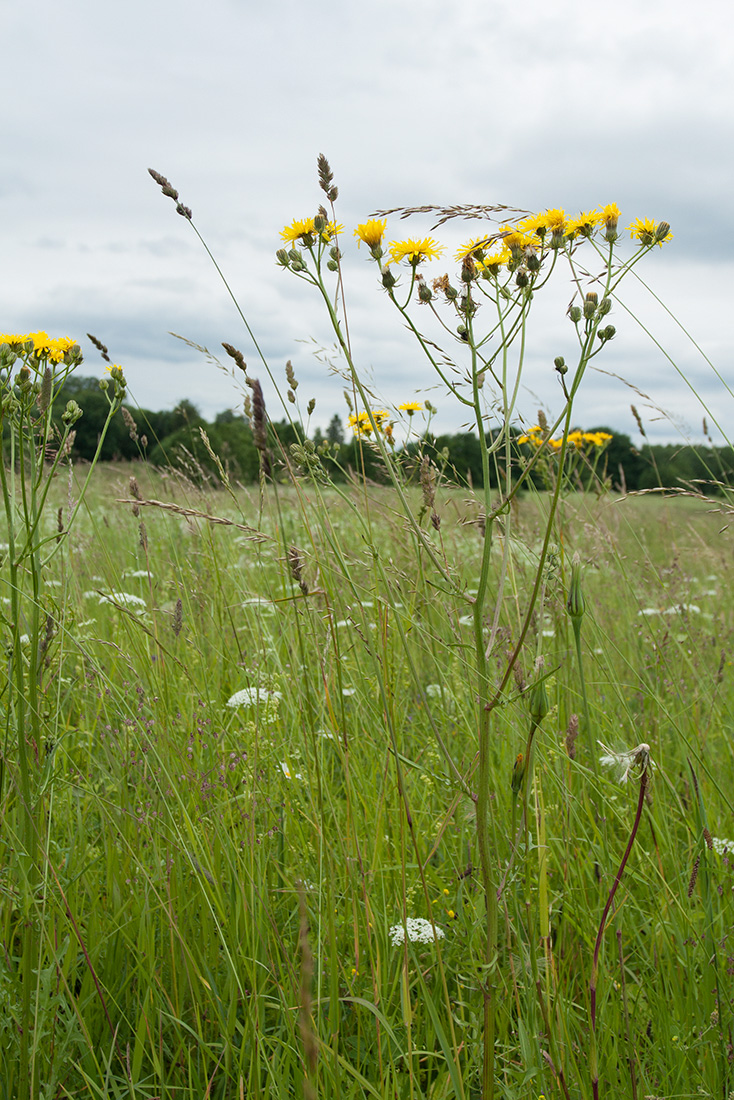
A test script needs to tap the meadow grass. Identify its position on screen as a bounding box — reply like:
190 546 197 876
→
2 169 732 1099
1 454 733 1099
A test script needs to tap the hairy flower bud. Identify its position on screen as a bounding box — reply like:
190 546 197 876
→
418 283 433 303
554 356 567 374
566 554 585 621
598 297 612 316
276 248 290 267
583 292 598 319
655 221 671 242
569 306 582 323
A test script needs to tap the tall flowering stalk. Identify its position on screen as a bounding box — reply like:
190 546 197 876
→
149 156 674 1100
0 334 126 1100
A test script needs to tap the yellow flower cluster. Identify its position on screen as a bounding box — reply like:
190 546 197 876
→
0 332 79 363
348 409 391 437
280 217 343 245
518 426 613 450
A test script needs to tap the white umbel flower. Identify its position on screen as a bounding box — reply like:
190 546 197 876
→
227 688 282 708
389 917 445 946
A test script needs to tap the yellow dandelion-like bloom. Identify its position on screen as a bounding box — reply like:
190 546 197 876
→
454 236 493 262
517 426 545 447
349 409 389 436
628 218 673 247
46 336 77 363
566 210 602 240
476 247 511 274
280 217 342 245
548 437 564 451
567 429 586 448
280 217 316 244
519 210 566 238
398 401 423 415
354 219 387 249
584 430 613 447
0 333 30 348
498 226 538 253
387 237 445 266
599 203 621 233
29 331 52 358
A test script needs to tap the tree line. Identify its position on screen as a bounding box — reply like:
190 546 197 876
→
53 376 734 494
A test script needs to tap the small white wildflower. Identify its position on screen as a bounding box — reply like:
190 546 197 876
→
125 569 152 579
389 917 445 946
335 619 350 627
663 603 701 615
227 688 282 708
638 608 661 617
342 687 357 697
542 629 556 638
458 615 474 626
280 761 303 780
598 741 652 784
98 591 147 609
425 684 443 698
711 837 732 857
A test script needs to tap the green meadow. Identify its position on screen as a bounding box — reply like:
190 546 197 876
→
2 165 732 1098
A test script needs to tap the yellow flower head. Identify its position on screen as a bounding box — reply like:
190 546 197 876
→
518 210 566 239
498 226 538 253
454 236 493 262
398 401 423 415
599 203 621 234
627 218 673 247
566 210 602 240
349 409 390 436
476 247 511 274
0 333 30 351
280 217 342 245
387 237 444 266
354 219 387 249
584 430 613 447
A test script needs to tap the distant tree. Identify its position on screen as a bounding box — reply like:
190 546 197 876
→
326 414 344 445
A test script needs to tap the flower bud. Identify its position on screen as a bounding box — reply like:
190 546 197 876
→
511 752 525 795
62 399 83 426
583 292 598 319
515 271 529 288
276 249 290 267
554 356 568 375
566 555 585 621
600 324 616 341
382 270 397 289
326 260 338 271
418 283 433 303
598 297 612 316
569 306 582 323
529 675 549 725
527 253 540 272
655 221 671 242
313 214 326 233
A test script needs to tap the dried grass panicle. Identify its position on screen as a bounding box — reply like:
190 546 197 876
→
148 167 192 219
371 201 531 231
247 377 272 477
121 406 139 442
687 854 701 898
285 360 298 390
172 597 183 638
317 153 338 203
420 454 436 512
288 545 309 595
86 333 111 363
565 713 579 759
222 342 248 374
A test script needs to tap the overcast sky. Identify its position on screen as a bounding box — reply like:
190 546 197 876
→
3 0 732 444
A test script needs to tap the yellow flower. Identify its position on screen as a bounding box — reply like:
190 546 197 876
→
354 219 387 249
599 203 621 233
0 333 29 349
398 401 423 415
387 237 444 266
349 409 390 436
47 336 77 363
518 209 566 238
584 430 613 447
566 210 602 239
628 217 673 247
280 217 342 245
29 331 52 358
476 247 511 274
517 426 545 447
498 226 538 253
454 236 493 262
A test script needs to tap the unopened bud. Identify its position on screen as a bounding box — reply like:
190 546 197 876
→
569 306 582 323
598 297 612 316
655 221 671 241
276 249 290 266
600 324 616 341
583 292 598 319
529 675 549 725
511 752 525 795
418 283 433 302
326 260 338 271
527 253 540 272
516 271 529 288
382 270 397 289
566 554 585 621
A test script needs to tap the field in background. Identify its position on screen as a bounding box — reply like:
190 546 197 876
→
2 459 732 1098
